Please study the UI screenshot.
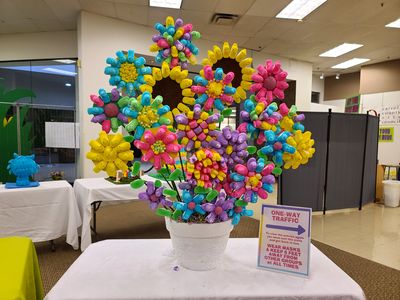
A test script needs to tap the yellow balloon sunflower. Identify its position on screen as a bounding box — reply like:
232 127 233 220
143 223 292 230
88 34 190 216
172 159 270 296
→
282 131 315 169
86 131 133 177
202 42 254 104
140 61 193 117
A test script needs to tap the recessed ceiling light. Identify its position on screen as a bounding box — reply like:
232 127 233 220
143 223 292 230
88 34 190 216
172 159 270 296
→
53 59 76 64
276 0 327 20
65 83 72 87
43 67 77 76
149 0 182 9
331 58 370 69
385 18 400 28
319 43 363 57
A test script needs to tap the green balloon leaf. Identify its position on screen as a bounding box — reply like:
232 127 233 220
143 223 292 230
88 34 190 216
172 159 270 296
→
156 208 172 218
222 108 233 117
172 209 183 220
168 169 183 181
206 189 219 202
257 149 266 158
148 173 166 181
272 167 282 176
130 179 145 189
155 179 162 188
218 115 224 123
163 189 177 198
131 161 141 176
194 186 210 194
123 135 134 143
158 167 169 176
235 199 248 207
247 146 257 154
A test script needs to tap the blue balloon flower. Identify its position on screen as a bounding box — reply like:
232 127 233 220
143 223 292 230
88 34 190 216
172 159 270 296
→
173 190 206 220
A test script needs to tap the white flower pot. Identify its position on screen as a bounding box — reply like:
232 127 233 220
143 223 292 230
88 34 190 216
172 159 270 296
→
165 217 234 271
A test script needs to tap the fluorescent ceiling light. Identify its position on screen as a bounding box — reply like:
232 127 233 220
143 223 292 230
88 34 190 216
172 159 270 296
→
150 0 182 9
385 18 400 28
331 58 370 69
53 59 76 64
276 0 327 20
43 67 77 76
319 43 363 57
65 83 72 87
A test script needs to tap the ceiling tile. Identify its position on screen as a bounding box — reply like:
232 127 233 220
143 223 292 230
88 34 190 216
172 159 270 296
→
179 10 213 32
147 7 180 27
214 0 256 15
181 0 218 12
233 15 270 36
115 3 148 25
201 33 248 47
44 0 80 21
12 0 58 19
201 23 234 36
246 0 291 17
113 0 148 5
80 0 117 18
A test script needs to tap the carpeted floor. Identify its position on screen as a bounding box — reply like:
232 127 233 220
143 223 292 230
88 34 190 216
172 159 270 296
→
35 202 400 299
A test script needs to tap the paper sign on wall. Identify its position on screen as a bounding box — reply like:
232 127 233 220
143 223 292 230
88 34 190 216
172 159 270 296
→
258 204 312 277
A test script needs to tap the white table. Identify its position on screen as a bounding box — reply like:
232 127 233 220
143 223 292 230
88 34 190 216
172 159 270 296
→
74 177 152 251
0 180 82 250
45 238 365 300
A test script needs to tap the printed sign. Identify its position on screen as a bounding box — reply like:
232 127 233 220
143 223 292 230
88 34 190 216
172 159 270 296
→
379 127 394 142
258 204 312 277
381 104 400 125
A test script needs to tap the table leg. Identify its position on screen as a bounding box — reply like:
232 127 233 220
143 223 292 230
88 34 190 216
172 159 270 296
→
50 240 56 252
91 201 102 241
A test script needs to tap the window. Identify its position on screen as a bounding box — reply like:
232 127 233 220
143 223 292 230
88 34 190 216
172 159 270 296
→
0 59 78 183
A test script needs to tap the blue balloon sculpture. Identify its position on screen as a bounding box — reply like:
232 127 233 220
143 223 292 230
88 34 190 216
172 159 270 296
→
5 153 40 189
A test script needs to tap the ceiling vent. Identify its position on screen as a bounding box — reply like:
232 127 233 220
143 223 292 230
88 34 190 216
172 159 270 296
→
211 13 239 26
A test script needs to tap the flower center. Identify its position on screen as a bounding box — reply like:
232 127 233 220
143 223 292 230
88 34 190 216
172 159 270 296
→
119 62 138 83
234 207 243 214
215 206 223 215
187 202 196 210
207 81 224 97
263 76 277 90
104 102 119 118
103 146 117 162
151 140 166 155
138 106 159 128
247 174 261 188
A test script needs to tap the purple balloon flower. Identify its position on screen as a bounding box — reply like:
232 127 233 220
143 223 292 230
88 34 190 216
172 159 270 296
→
138 181 172 210
202 192 234 223
211 126 249 168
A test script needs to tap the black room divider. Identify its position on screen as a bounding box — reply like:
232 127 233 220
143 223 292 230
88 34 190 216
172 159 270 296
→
278 110 379 213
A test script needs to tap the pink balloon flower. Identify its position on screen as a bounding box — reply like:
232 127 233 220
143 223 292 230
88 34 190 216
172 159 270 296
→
134 125 181 170
250 60 289 104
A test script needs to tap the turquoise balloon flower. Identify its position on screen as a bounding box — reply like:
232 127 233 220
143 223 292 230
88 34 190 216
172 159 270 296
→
173 190 206 221
122 91 171 140
104 50 151 97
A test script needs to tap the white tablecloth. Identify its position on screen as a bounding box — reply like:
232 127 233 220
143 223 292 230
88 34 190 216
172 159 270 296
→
0 180 82 249
45 238 365 300
74 177 150 251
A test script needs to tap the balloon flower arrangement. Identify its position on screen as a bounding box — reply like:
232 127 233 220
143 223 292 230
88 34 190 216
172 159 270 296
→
86 16 315 226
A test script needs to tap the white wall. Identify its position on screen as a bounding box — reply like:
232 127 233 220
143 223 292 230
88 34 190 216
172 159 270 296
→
309 102 344 113
0 31 77 60
361 91 400 165
312 74 324 102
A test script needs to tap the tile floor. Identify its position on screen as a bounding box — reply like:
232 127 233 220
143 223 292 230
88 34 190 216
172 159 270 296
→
248 185 400 270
